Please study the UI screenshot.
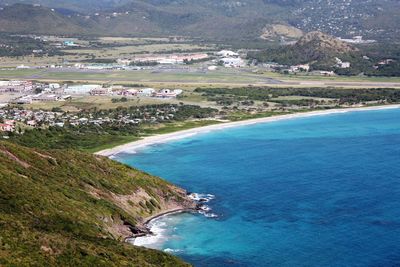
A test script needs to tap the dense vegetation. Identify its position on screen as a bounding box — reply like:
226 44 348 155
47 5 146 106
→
248 33 400 76
9 125 138 151
9 104 218 151
195 87 400 105
0 141 192 266
0 34 63 57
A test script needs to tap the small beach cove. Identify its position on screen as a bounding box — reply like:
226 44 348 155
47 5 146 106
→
101 105 400 266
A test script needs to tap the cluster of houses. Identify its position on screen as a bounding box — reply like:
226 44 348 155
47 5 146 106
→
118 53 210 65
0 103 187 133
117 88 183 98
116 50 246 68
0 80 184 106
0 108 61 132
0 81 33 93
259 58 352 75
0 119 15 132
282 58 350 74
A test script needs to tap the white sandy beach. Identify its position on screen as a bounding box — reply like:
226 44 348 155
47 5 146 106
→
96 104 400 157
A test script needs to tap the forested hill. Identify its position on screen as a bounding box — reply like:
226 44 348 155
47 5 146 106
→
0 0 399 41
248 31 400 76
0 141 193 266
249 31 358 66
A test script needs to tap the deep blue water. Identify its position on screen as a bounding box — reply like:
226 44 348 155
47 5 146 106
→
117 109 400 267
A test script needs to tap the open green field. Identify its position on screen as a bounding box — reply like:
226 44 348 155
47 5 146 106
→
273 73 400 83
97 37 172 44
21 95 178 112
62 43 215 58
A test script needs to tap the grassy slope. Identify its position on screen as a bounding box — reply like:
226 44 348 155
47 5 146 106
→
0 141 192 266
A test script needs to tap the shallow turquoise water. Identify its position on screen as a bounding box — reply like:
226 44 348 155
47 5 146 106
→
117 109 400 266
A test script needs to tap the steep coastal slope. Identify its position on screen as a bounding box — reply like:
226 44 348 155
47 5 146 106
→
0 141 194 266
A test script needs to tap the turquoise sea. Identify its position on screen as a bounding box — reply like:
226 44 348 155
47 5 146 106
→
116 108 400 267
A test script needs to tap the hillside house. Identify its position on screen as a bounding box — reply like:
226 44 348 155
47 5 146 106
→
335 58 351 68
378 59 396 65
0 120 14 132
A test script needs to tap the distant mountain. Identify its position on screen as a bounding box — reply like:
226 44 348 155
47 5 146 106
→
0 1 399 41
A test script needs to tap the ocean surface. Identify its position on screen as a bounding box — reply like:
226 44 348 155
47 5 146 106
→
116 108 400 267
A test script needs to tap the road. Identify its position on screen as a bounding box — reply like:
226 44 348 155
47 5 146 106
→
1 68 400 88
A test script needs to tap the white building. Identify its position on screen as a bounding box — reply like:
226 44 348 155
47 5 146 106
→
319 71 335 76
290 64 310 72
0 80 33 93
220 57 245 68
49 83 61 90
11 96 32 104
16 65 30 69
154 89 183 98
335 58 351 69
137 88 155 97
119 88 138 96
65 84 102 95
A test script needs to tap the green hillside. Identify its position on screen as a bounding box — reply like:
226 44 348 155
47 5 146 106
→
0 4 87 35
1 1 398 41
248 31 400 76
0 141 193 266
248 31 358 65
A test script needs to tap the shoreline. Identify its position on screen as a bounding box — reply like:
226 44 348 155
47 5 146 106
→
128 207 195 239
128 207 197 247
144 207 196 226
96 104 400 157
118 104 400 248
